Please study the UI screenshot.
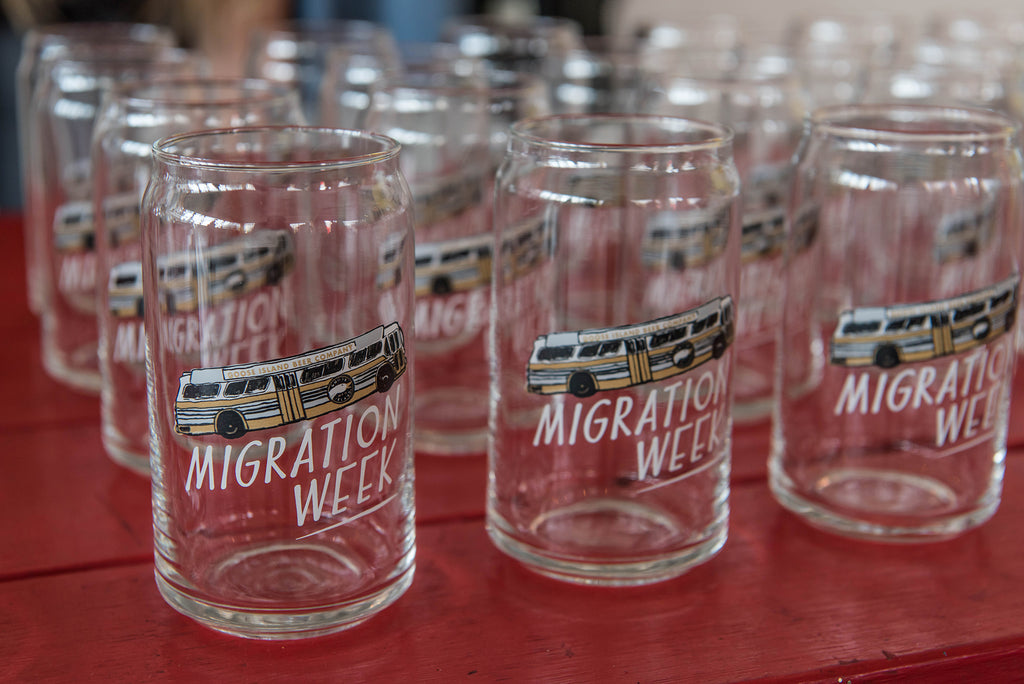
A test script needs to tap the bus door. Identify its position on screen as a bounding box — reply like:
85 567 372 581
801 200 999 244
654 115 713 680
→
625 338 653 385
273 373 306 424
930 313 955 356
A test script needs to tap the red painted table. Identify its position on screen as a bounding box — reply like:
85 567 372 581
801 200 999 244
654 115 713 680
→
3 212 1024 682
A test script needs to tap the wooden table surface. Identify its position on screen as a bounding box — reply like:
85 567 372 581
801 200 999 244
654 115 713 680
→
3 212 1024 683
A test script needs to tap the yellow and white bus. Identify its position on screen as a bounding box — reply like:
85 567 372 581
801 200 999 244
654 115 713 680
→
53 200 95 253
830 274 1018 368
640 207 731 270
174 322 407 438
526 295 735 397
158 229 295 314
413 172 483 226
414 233 493 296
499 213 555 281
741 205 786 262
108 260 144 318
934 201 995 263
103 192 142 248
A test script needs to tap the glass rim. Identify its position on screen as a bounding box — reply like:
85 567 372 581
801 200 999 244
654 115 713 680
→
810 103 1019 141
153 125 401 171
107 77 295 109
509 113 733 153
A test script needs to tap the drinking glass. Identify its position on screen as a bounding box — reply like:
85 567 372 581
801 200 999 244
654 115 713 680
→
770 104 1021 541
489 114 740 585
245 19 399 124
144 126 416 638
93 78 303 473
16 22 176 316
34 43 196 392
644 68 805 422
350 69 492 456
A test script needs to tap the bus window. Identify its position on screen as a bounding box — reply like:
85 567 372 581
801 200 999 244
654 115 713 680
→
907 316 927 330
301 365 324 383
114 274 137 287
441 250 471 263
598 341 621 356
415 255 432 267
366 342 382 358
244 246 270 260
705 312 719 327
578 344 600 358
885 319 907 331
351 348 368 366
324 358 345 375
224 381 247 397
992 291 1010 307
183 383 220 399
537 346 573 361
953 302 985 321
842 320 881 335
692 318 707 334
208 255 237 271
164 264 188 279
246 377 269 393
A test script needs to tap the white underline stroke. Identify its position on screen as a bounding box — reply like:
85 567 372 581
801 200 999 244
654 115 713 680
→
295 493 398 540
935 430 997 458
636 451 728 494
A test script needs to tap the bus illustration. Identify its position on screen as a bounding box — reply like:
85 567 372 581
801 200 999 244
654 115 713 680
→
413 173 483 226
830 274 1018 368
499 213 555 281
414 232 493 296
158 229 295 314
108 260 144 318
376 231 407 291
53 200 95 253
740 205 786 262
103 192 142 248
934 201 996 263
640 207 731 270
174 322 407 438
526 295 735 397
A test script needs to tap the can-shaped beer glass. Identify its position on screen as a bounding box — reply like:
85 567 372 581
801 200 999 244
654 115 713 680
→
770 104 1021 541
93 78 302 474
488 114 741 585
143 127 416 638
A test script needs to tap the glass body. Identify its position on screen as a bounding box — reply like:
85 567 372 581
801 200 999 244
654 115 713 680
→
358 70 493 455
93 79 303 473
33 44 195 392
16 22 176 316
245 19 399 124
644 70 805 423
770 105 1021 541
144 127 416 639
489 114 740 585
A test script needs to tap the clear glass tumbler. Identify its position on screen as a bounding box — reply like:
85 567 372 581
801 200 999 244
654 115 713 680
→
644 68 805 422
770 104 1021 541
93 78 303 474
357 69 493 456
16 22 176 316
489 114 741 585
144 126 416 638
34 43 196 392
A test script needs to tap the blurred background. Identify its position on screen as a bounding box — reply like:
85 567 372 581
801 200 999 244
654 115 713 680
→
3 0 1024 210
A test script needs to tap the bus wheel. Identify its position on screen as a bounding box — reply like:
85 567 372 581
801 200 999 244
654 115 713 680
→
226 270 246 291
568 372 597 398
874 345 900 369
972 317 991 340
432 277 452 295
712 335 727 359
672 342 695 368
215 411 246 439
376 364 396 392
327 375 355 403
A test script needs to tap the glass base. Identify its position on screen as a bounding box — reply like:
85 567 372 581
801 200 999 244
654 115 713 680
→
414 387 487 456
155 543 415 640
43 345 101 394
102 430 150 476
487 498 727 586
768 463 1001 542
